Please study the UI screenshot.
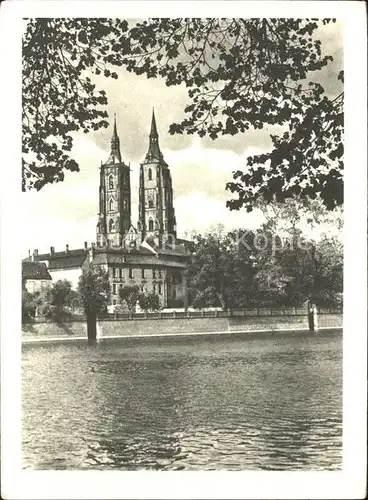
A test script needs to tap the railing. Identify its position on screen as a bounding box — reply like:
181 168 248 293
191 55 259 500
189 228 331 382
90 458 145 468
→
101 306 343 321
23 306 343 324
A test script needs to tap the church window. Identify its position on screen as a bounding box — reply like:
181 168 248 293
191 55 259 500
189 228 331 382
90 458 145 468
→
109 219 115 232
109 198 115 212
148 219 154 231
148 199 154 208
129 268 133 279
155 220 159 230
123 199 128 211
108 175 114 190
148 168 152 181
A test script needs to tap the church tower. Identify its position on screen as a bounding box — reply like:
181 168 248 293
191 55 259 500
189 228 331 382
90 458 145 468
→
138 110 177 243
97 115 131 246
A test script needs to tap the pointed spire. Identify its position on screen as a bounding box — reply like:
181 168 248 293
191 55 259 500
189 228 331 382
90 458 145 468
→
150 108 158 137
145 108 164 163
108 112 122 164
113 112 118 136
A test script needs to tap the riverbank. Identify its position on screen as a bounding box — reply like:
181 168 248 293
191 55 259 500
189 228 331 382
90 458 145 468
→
22 312 343 343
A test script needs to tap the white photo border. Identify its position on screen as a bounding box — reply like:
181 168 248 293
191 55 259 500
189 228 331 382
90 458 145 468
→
0 1 366 499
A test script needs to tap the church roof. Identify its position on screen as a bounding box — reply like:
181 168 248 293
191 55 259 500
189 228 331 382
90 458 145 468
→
22 261 52 280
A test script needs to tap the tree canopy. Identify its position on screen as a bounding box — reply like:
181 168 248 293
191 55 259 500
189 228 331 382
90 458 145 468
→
186 224 343 309
23 18 343 210
78 267 110 316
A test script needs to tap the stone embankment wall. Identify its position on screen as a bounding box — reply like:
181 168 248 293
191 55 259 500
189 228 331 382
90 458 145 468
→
22 312 343 341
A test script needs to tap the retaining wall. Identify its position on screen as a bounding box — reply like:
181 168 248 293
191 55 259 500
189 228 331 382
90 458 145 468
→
317 313 343 328
22 313 342 341
22 320 87 338
228 315 309 332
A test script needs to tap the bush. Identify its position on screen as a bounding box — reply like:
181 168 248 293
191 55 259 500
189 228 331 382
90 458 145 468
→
119 286 140 313
138 292 160 312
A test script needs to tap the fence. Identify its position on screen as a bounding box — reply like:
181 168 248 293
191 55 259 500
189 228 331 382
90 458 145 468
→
101 306 343 322
24 306 343 324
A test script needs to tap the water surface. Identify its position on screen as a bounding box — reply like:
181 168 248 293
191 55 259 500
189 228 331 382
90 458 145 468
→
22 330 342 470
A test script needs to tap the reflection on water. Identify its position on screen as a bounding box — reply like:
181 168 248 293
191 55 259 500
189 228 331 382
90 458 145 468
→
22 330 342 470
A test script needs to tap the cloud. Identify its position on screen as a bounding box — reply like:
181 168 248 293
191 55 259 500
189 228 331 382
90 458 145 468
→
21 136 106 254
21 132 266 254
21 19 343 255
174 191 265 237
165 138 265 201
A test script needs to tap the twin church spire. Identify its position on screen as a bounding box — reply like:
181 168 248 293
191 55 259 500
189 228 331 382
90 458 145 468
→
97 109 176 247
108 109 164 166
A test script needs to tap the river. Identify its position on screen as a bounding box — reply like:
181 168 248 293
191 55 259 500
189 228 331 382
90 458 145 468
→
22 330 342 470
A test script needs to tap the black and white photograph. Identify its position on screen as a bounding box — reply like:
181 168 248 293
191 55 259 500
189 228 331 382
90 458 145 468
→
0 1 366 499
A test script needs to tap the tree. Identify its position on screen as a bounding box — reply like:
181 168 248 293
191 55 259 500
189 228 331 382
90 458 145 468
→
65 289 83 312
48 279 71 306
185 223 343 309
251 196 343 307
119 285 140 313
309 235 343 307
42 279 75 322
22 285 42 322
23 18 343 210
78 267 110 339
185 227 257 309
255 195 343 236
138 292 161 312
22 18 128 190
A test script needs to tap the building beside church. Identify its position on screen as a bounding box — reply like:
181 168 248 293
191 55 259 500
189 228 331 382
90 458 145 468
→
27 111 190 309
22 261 52 294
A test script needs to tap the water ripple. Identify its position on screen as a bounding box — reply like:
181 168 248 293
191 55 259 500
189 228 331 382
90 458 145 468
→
22 330 342 470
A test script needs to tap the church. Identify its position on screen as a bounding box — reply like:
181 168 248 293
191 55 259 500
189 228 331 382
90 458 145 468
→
28 111 190 310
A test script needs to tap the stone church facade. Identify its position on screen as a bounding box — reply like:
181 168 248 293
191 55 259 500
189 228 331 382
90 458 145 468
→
28 111 189 309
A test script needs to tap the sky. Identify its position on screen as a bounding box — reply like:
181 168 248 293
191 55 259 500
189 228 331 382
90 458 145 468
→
21 19 343 256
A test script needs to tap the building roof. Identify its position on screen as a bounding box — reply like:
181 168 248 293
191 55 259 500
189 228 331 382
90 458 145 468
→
34 248 89 270
22 261 52 280
92 244 188 268
48 255 88 270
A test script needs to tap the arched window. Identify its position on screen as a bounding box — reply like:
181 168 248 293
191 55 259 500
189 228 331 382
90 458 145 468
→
148 168 152 181
109 219 115 232
148 219 154 231
108 175 114 190
123 199 128 211
109 198 114 212
155 219 159 230
148 199 154 208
